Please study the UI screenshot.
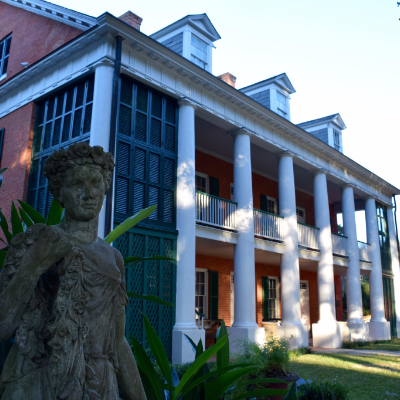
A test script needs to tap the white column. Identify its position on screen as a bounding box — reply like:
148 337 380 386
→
172 98 204 364
312 171 341 348
89 59 114 239
275 153 308 348
386 206 400 337
365 197 391 340
342 186 368 340
227 128 264 351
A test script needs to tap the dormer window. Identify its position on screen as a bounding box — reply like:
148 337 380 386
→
333 130 341 151
191 35 207 69
276 91 287 117
0 35 12 80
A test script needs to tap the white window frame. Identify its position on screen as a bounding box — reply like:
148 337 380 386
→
333 129 341 151
265 196 277 214
195 171 209 194
296 206 306 223
267 276 280 319
0 34 12 82
195 268 208 319
276 91 287 116
191 34 208 70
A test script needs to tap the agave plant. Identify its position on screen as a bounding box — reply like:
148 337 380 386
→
131 317 298 400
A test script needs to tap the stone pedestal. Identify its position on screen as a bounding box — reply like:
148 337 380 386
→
172 329 205 365
227 327 265 354
368 321 391 341
312 322 342 348
276 323 308 349
347 322 369 341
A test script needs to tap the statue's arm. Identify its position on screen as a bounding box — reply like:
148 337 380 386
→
0 225 73 342
114 249 147 400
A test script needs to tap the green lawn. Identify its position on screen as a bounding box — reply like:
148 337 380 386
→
351 338 400 352
289 353 400 399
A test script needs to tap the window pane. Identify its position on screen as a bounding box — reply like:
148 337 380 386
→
5 37 11 55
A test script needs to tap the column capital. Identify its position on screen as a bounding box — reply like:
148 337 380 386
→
311 167 328 176
340 183 355 191
228 126 251 137
178 97 197 109
276 150 294 160
91 57 115 70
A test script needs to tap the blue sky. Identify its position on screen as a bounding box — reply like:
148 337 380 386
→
51 0 400 240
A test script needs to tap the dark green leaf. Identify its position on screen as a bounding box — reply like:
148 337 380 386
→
142 313 173 396
46 198 63 226
19 208 34 228
130 335 165 400
124 255 175 266
0 168 7 175
11 202 23 237
230 388 290 400
104 205 157 244
127 292 173 307
0 208 12 244
0 249 8 271
18 200 46 224
284 381 298 399
184 334 198 355
216 319 229 371
205 366 258 400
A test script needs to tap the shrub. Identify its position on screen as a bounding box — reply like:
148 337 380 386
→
298 381 349 399
342 339 392 349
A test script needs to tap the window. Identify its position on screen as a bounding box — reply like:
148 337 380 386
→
191 34 207 69
333 130 341 151
115 77 178 229
376 202 392 273
276 91 286 117
261 195 277 214
195 268 208 318
0 128 4 166
0 35 12 80
196 172 209 193
27 76 94 216
296 207 306 223
268 277 279 318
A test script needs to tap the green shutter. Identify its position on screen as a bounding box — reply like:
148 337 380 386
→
262 276 269 320
210 270 219 319
209 176 219 197
0 128 4 166
260 194 268 212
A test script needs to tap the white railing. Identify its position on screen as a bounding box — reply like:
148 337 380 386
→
358 241 372 262
253 209 284 241
331 233 348 257
297 223 320 250
195 191 237 230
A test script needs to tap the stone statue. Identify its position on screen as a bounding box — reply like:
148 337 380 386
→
0 143 146 400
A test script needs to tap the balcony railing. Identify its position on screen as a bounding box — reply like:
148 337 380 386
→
331 233 348 257
297 222 320 250
195 191 237 230
253 209 284 241
358 241 372 263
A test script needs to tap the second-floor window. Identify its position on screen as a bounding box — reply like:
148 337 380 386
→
333 130 341 151
191 34 207 69
276 91 287 117
196 172 209 193
0 35 12 80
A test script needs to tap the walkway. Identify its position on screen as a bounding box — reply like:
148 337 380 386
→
311 348 400 357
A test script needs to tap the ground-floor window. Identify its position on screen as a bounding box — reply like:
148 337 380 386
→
195 268 208 318
262 276 280 320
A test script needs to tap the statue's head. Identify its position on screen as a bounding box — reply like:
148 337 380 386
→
44 143 115 221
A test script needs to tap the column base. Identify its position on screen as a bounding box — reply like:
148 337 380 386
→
368 320 391 341
312 321 342 349
227 327 265 354
172 329 205 365
275 323 308 349
347 322 369 341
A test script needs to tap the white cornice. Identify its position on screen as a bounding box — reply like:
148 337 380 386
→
1 0 97 30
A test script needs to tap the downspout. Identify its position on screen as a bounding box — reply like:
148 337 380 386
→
104 35 124 238
393 195 400 257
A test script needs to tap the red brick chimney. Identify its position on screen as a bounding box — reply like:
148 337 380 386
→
119 11 143 31
217 72 237 88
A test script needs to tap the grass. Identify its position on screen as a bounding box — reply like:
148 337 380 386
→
289 352 400 399
342 338 400 352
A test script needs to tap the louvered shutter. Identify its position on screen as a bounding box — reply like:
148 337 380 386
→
260 194 268 212
209 271 219 319
209 177 219 197
0 128 4 166
262 276 269 320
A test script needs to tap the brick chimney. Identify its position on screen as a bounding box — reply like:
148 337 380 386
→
119 11 143 31
217 72 236 88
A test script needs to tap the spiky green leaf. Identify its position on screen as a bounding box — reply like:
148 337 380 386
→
216 319 229 371
0 208 12 244
18 200 46 224
46 198 63 226
19 208 34 228
11 202 23 237
126 292 173 307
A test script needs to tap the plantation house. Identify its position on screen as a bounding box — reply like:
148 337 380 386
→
0 0 399 365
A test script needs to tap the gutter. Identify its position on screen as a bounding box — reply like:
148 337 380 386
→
104 35 124 237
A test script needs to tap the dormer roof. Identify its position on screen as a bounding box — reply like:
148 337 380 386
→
151 13 221 42
298 113 347 131
239 73 296 95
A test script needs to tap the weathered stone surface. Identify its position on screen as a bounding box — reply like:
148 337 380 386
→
0 143 146 399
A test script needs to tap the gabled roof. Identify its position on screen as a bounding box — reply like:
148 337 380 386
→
0 0 97 30
297 113 347 130
151 13 221 42
239 73 296 95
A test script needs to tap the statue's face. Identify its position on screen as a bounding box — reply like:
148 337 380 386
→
59 165 105 221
